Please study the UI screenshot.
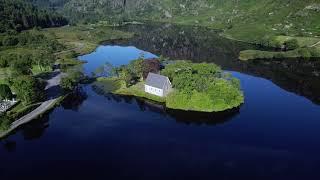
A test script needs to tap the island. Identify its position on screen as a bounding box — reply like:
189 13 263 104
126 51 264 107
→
92 59 244 112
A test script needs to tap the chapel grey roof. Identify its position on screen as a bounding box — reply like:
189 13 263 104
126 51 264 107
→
145 73 169 89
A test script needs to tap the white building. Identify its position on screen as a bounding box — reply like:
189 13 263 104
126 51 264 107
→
145 73 172 97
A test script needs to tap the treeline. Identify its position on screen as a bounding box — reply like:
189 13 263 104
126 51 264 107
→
0 0 68 33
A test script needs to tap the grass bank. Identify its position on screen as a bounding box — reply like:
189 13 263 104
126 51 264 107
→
92 77 166 103
240 47 320 61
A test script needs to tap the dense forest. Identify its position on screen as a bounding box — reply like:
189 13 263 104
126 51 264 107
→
0 0 68 33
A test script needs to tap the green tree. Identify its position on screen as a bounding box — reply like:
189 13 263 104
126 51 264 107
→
0 84 13 100
118 67 133 87
128 58 144 80
12 76 45 104
61 71 84 91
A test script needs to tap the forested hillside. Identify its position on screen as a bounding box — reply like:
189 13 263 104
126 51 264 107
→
0 0 68 33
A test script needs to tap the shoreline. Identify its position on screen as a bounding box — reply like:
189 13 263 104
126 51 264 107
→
0 25 135 139
0 69 66 139
0 96 63 139
92 78 243 113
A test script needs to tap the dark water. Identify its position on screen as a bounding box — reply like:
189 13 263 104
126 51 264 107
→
1 24 320 180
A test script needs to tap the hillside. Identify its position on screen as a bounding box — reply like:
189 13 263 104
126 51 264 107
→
0 0 68 33
26 0 69 10
52 0 320 43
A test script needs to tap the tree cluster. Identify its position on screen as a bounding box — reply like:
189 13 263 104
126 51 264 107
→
10 75 46 104
0 0 68 33
162 61 244 112
61 70 84 91
115 58 160 87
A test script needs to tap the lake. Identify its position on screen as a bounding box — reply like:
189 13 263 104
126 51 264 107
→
1 24 320 180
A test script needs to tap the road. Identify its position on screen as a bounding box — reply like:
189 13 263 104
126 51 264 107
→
310 41 320 47
0 70 64 139
0 99 59 138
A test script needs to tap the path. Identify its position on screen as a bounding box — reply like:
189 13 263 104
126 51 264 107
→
310 41 320 47
0 99 59 138
0 70 64 139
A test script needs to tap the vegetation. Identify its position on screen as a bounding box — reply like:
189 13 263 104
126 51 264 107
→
0 84 13 100
93 78 166 103
28 0 320 45
162 61 244 112
44 25 133 56
30 0 320 59
239 47 320 61
93 59 244 112
61 70 84 91
0 21 133 133
11 76 46 105
0 102 41 131
0 0 68 33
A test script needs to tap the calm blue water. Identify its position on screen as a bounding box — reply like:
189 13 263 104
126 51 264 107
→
1 46 320 179
79 45 157 75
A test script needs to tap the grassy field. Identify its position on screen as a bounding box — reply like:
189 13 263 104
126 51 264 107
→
93 77 166 103
239 47 320 61
275 36 320 47
44 25 134 56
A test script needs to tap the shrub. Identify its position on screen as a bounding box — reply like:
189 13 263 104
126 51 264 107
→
2 36 18 46
297 48 312 59
0 55 8 68
0 84 13 100
284 39 299 50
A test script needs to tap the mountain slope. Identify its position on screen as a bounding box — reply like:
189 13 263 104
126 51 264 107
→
59 0 320 41
0 0 68 33
26 0 69 10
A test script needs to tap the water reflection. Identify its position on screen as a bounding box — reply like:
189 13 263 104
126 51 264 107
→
2 140 16 152
167 108 240 126
22 113 50 140
61 87 88 111
237 59 320 104
93 86 238 126
113 23 320 105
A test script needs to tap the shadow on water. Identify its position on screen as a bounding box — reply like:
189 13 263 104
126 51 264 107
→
109 23 320 105
167 108 240 126
61 87 88 111
0 111 51 151
2 140 16 152
0 88 88 147
21 113 50 140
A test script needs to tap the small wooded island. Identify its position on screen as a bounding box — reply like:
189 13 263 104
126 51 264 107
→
92 58 244 112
